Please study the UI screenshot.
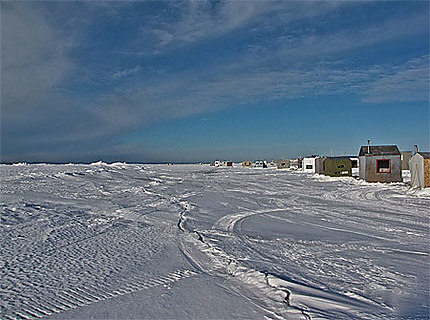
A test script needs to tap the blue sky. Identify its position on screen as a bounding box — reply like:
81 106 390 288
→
1 1 429 163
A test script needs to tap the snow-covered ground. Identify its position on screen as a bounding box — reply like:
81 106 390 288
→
1 163 429 320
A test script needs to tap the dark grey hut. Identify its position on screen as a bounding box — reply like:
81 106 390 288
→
401 151 412 170
358 145 402 183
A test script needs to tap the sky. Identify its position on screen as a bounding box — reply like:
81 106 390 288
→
1 1 429 163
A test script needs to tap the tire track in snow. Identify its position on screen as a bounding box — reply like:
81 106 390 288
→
175 173 312 319
177 202 311 320
212 208 286 233
206 191 389 319
177 231 307 320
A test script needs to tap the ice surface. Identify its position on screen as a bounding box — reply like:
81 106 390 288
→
1 164 428 319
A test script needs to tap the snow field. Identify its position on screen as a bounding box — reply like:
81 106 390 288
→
1 163 429 319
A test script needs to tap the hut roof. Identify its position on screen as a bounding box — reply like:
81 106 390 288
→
304 155 319 159
359 145 400 157
417 152 430 159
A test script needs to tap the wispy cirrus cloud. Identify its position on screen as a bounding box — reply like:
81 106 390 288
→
109 65 142 80
90 55 428 134
127 1 351 55
362 56 429 103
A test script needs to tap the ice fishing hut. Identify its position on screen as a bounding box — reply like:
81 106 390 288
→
303 156 318 173
242 161 253 168
315 157 327 174
289 158 302 169
219 160 232 167
409 146 430 189
211 160 222 167
401 151 412 170
324 157 352 177
276 159 290 169
350 156 359 178
358 143 402 183
254 160 267 168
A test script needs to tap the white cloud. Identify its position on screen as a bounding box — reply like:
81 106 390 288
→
1 3 74 114
109 65 142 80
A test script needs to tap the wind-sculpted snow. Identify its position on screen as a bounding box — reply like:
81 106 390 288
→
1 164 429 319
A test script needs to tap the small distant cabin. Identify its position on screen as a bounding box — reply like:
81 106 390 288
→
219 161 233 167
254 160 267 168
242 161 253 168
211 160 222 167
401 152 412 170
350 156 359 178
276 159 290 169
410 152 430 189
289 158 302 169
303 156 318 173
359 145 402 183
268 160 277 168
324 157 352 177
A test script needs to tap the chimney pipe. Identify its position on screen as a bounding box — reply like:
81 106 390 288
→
414 145 418 154
367 140 370 154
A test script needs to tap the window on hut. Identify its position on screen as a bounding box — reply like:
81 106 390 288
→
376 159 391 173
306 165 313 169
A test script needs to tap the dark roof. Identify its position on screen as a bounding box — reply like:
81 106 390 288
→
326 156 353 160
359 145 400 157
417 152 430 159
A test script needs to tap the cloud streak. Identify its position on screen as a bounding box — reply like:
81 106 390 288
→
362 56 429 103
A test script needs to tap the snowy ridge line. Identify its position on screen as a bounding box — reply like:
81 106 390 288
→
177 204 310 319
1 269 197 320
178 230 308 320
264 272 386 320
268 278 311 320
177 209 186 231
172 194 195 232
228 215 396 317
192 206 389 319
231 235 374 319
